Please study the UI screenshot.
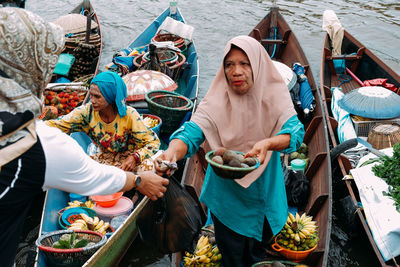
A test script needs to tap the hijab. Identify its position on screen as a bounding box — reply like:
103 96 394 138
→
191 35 296 188
90 71 128 117
0 8 65 166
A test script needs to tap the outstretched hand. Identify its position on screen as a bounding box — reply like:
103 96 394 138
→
154 151 177 177
245 139 271 164
120 155 136 171
137 171 169 201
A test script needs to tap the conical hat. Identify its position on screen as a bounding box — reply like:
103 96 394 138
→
53 14 98 35
122 70 177 101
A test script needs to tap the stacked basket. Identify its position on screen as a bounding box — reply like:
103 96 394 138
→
145 90 193 134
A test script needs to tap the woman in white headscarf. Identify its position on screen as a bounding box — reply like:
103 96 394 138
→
156 36 304 266
0 8 168 266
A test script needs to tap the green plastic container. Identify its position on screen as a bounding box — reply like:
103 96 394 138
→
53 53 75 76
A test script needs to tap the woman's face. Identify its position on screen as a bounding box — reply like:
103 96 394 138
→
90 84 110 111
224 47 254 95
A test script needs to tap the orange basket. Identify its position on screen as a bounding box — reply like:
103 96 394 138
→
271 236 317 263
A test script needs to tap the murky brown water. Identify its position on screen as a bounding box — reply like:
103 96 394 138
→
21 0 400 266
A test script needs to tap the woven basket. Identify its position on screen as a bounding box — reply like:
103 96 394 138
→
145 90 193 134
133 49 186 82
151 33 187 55
36 229 106 267
367 122 400 149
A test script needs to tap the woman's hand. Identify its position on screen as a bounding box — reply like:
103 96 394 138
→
120 155 136 171
136 171 169 201
245 139 271 164
154 150 177 177
245 134 291 164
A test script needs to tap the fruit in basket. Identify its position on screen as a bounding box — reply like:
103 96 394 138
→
43 88 86 116
277 212 319 251
68 213 110 235
182 235 222 266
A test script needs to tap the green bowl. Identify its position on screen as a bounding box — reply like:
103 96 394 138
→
205 150 260 179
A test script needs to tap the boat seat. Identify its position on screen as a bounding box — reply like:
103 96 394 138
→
250 28 290 60
324 46 365 74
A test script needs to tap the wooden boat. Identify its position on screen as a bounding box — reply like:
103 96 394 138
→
34 5 198 267
174 7 332 267
43 0 103 115
321 27 400 266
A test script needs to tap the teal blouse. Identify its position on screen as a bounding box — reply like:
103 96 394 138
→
170 115 304 241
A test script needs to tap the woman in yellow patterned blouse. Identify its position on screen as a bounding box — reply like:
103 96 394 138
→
46 71 160 171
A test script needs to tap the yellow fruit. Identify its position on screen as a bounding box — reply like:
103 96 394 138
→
94 220 104 231
288 213 295 223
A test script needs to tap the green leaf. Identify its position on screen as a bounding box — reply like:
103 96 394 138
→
58 239 71 249
70 231 76 245
73 239 89 248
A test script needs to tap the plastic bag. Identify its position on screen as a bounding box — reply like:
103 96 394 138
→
137 176 202 254
282 162 310 209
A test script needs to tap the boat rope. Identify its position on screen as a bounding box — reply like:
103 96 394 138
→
269 27 278 58
337 55 352 88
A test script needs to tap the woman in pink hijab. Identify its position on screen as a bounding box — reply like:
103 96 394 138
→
157 35 304 266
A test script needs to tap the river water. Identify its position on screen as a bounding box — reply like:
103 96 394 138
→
21 0 400 266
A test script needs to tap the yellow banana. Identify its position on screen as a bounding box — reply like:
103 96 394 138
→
299 213 306 224
295 212 301 222
93 216 99 226
73 219 87 225
97 222 109 235
80 213 91 223
288 213 295 223
194 254 210 263
196 244 212 256
94 220 104 231
211 245 219 254
303 216 313 223
294 233 300 243
298 231 307 240
300 228 314 236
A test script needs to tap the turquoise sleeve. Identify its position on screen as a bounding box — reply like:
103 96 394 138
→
277 115 305 153
169 121 205 158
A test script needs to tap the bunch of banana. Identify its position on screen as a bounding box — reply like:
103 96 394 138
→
182 235 222 267
67 200 95 209
68 213 110 235
277 212 319 251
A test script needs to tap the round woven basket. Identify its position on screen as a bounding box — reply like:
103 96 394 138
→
151 33 187 55
145 90 193 134
367 122 400 149
36 229 106 267
133 50 186 82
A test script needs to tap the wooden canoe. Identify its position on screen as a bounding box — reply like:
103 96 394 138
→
34 6 198 267
320 28 400 266
175 7 332 267
43 0 103 115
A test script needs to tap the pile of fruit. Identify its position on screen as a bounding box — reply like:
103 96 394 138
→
183 235 222 266
43 88 86 116
211 148 257 168
67 200 95 209
289 143 310 170
68 213 110 235
142 115 160 129
277 212 318 251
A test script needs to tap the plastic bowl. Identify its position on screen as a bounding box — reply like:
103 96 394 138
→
142 114 162 136
271 236 317 263
91 192 123 207
205 150 260 179
59 207 97 228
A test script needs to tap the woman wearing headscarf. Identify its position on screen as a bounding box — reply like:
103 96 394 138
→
0 8 168 266
46 71 160 171
156 35 304 266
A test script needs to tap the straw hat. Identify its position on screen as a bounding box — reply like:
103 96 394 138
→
53 14 98 35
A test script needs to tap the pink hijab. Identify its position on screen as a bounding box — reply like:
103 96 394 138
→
191 35 296 188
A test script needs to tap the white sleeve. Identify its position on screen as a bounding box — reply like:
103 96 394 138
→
36 120 126 195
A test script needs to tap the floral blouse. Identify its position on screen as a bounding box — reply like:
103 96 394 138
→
45 103 160 162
